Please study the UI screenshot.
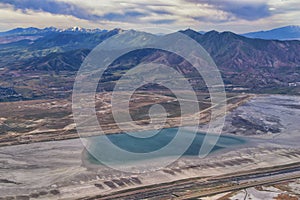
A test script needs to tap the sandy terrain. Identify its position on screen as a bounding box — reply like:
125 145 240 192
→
1 136 300 199
0 92 251 146
0 94 299 199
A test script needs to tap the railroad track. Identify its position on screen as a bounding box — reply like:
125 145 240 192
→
82 162 300 200
177 172 300 199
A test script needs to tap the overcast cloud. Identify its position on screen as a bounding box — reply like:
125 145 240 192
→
0 0 299 33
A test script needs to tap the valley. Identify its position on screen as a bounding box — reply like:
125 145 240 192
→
0 94 299 199
0 26 300 200
0 91 251 147
0 28 299 102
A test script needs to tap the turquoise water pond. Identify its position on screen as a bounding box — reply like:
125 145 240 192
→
86 127 245 164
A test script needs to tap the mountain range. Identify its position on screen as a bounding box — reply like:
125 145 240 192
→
0 26 107 36
2 25 300 40
242 26 300 40
0 26 299 101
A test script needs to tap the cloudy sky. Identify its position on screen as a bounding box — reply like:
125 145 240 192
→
0 0 299 33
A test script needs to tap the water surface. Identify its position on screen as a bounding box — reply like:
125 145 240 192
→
86 127 245 165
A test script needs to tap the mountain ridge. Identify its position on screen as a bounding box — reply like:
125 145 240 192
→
243 25 300 40
0 27 299 101
2 25 300 41
0 26 114 36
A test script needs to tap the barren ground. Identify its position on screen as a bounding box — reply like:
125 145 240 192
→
0 94 299 199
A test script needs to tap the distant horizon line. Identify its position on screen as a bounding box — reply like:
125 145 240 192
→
1 24 300 35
